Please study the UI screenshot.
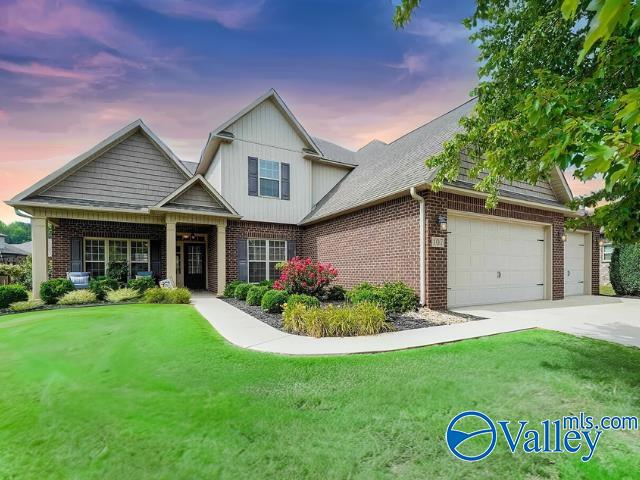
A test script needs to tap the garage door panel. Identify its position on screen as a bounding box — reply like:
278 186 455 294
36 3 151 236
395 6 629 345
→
448 215 546 308
564 232 586 296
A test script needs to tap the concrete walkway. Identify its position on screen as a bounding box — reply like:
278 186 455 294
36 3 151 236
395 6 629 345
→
192 294 640 355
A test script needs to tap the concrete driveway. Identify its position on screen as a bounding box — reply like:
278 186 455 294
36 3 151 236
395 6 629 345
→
453 295 640 348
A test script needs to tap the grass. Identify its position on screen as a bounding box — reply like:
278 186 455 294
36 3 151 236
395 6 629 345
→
600 284 616 296
1 305 639 479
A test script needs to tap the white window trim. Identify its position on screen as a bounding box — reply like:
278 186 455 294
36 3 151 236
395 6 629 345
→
247 238 287 282
84 237 150 277
602 241 614 263
258 159 281 199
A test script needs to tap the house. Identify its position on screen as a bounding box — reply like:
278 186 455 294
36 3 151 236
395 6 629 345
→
13 239 53 259
0 234 29 264
6 89 599 309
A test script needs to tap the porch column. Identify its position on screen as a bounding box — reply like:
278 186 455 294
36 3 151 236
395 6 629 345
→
216 223 226 296
31 215 48 298
166 218 177 286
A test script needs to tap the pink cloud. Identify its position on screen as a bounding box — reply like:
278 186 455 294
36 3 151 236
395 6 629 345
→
0 59 91 80
386 53 429 76
565 176 604 197
130 0 265 29
0 0 139 51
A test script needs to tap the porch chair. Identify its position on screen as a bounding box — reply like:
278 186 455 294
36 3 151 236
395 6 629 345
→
135 271 154 280
67 272 90 290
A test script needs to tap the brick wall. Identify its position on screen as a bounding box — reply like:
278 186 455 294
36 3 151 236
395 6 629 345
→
51 219 166 279
587 226 601 295
301 196 421 291
226 220 303 283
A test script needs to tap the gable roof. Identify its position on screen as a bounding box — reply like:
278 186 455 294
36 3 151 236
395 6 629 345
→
152 174 239 218
301 98 574 224
196 89 325 175
9 120 193 213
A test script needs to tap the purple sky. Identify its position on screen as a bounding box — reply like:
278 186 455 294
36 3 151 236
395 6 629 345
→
0 0 599 223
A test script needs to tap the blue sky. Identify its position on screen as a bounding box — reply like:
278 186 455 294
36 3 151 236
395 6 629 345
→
0 0 480 221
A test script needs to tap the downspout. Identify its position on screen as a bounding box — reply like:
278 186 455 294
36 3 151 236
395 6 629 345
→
410 187 426 306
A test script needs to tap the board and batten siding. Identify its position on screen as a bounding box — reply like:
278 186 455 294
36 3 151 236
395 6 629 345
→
311 162 350 206
208 99 314 224
37 132 188 206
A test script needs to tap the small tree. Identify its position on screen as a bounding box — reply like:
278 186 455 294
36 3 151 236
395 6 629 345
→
273 257 338 297
610 245 640 296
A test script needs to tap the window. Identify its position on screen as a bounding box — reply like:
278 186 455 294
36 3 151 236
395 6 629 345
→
85 239 105 277
603 242 614 263
259 159 280 198
247 239 286 282
84 238 150 278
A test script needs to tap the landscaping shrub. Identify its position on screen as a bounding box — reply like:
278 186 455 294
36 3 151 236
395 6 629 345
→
143 287 191 304
58 290 98 305
325 285 346 301
223 280 243 297
273 257 337 297
107 260 128 285
347 282 417 313
234 282 252 300
261 289 289 313
610 244 640 296
39 278 74 305
0 257 32 289
9 299 44 313
127 276 155 293
282 301 389 337
286 293 321 309
106 288 141 303
0 284 29 309
246 285 269 306
89 276 119 301
259 280 274 288
380 282 418 313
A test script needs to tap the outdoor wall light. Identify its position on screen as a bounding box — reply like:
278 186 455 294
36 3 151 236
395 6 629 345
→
598 231 605 247
560 228 567 242
436 215 447 232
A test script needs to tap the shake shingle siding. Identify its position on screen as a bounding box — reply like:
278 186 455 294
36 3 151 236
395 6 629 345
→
34 133 188 208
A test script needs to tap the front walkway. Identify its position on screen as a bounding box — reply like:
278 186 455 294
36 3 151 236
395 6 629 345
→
192 294 640 355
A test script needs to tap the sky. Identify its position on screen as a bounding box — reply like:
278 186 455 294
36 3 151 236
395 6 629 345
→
0 0 598 224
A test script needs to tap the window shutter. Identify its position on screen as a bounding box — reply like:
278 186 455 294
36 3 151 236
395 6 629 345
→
281 163 290 200
70 237 83 272
237 239 248 282
286 240 296 260
150 240 161 280
248 157 258 196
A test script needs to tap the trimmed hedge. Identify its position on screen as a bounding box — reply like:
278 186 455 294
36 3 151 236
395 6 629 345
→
246 285 269 306
40 278 74 305
261 289 289 313
610 244 640 296
0 284 29 309
348 282 417 313
286 294 321 309
234 283 252 300
224 280 243 298
143 287 191 304
283 301 390 337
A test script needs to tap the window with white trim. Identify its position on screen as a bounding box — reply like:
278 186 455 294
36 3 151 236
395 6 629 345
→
602 242 614 263
259 159 280 198
84 238 150 278
247 239 286 283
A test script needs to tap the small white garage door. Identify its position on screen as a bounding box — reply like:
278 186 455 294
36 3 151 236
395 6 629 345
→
565 232 586 296
447 215 546 307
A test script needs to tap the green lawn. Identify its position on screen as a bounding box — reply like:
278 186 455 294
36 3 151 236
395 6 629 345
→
1 305 639 479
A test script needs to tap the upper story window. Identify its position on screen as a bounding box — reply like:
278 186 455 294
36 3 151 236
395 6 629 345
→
602 242 614 263
259 159 280 198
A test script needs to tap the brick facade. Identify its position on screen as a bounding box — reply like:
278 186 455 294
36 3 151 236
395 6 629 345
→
226 220 303 283
51 219 167 280
301 196 421 291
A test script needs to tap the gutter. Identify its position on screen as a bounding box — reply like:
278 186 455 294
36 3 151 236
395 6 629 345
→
409 187 426 306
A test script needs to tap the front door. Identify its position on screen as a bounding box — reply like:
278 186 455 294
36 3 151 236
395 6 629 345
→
184 243 206 290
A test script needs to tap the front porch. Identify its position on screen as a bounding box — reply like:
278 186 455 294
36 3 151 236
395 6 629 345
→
29 208 228 297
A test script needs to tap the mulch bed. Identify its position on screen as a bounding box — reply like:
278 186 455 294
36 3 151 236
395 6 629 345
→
222 297 485 335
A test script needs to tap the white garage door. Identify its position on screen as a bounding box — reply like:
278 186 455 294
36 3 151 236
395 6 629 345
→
447 215 546 307
565 232 586 296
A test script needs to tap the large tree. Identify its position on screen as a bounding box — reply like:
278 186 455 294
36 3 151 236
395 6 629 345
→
394 0 640 243
0 221 31 244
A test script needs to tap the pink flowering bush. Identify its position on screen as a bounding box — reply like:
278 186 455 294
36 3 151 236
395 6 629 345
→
273 257 338 297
